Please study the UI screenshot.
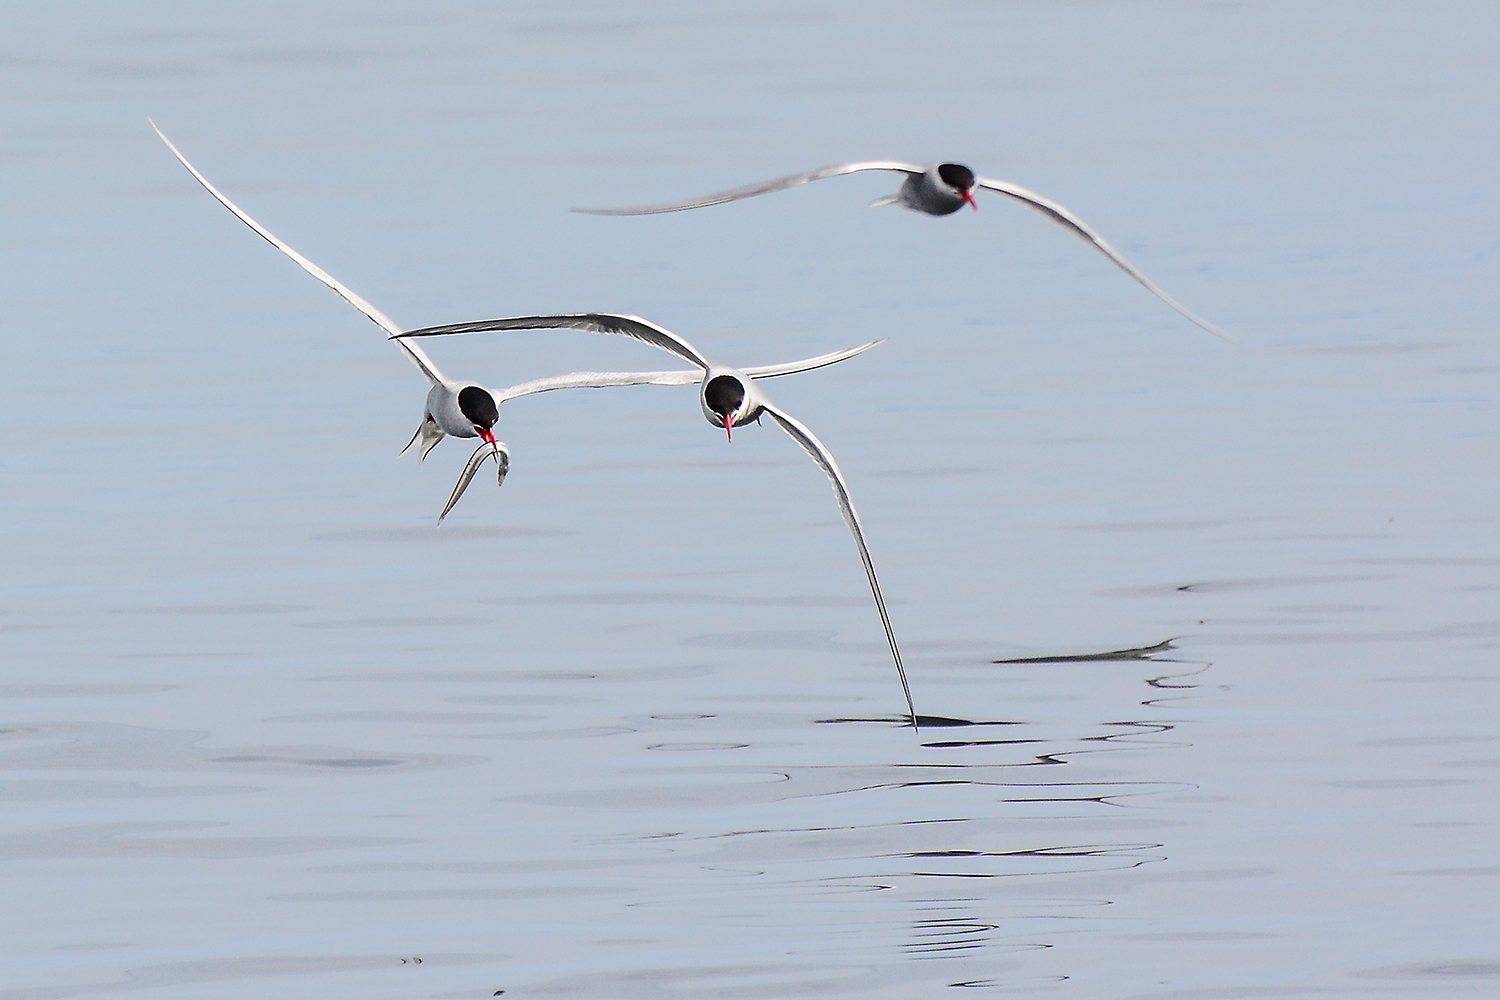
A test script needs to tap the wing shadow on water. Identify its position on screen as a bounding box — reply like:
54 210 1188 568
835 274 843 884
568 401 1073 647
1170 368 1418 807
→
819 639 1202 746
797 638 1211 973
992 637 1179 663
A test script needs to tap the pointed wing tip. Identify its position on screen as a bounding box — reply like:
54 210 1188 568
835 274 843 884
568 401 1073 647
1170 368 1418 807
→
149 119 176 148
1188 316 1237 342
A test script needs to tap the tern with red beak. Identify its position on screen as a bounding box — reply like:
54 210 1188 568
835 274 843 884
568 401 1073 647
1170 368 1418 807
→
575 159 1233 341
153 122 881 523
394 312 919 729
153 121 506 509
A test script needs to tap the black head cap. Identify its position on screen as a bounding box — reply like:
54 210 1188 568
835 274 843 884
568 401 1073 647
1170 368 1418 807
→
937 163 976 191
704 374 745 422
458 386 498 430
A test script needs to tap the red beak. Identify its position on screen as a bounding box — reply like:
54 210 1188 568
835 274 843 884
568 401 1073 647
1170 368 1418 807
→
964 189 978 211
723 412 734 442
478 426 498 457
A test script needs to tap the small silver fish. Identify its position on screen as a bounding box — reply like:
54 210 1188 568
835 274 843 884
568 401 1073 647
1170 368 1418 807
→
438 440 510 524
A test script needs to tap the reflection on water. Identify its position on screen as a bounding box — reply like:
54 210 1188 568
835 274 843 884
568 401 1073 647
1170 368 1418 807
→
0 640 1208 996
6 614 1495 997
438 640 1208 988
5 629 1218 995
992 638 1181 663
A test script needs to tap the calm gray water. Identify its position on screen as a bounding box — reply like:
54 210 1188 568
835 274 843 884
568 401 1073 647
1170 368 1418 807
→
3 2 1498 997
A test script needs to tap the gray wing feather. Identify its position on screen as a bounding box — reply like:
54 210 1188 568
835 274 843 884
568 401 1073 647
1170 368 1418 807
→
740 339 885 379
438 441 510 524
975 176 1235 341
760 401 918 730
573 161 924 215
150 120 446 383
495 369 702 403
395 312 713 370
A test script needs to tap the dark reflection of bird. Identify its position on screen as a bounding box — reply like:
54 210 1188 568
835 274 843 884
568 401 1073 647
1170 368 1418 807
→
394 313 919 729
575 159 1233 341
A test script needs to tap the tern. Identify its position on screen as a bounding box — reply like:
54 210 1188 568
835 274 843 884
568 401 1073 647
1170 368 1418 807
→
153 121 510 518
575 160 1233 341
394 312 920 729
152 123 881 522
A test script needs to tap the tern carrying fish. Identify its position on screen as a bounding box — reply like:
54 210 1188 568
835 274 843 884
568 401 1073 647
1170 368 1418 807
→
153 122 880 522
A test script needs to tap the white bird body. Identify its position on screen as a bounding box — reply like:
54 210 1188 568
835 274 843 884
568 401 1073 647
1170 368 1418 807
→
393 312 919 729
398 378 499 465
427 383 481 437
889 162 977 215
576 159 1234 340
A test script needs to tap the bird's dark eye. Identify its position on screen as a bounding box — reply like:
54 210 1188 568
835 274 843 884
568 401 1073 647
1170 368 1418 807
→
937 163 975 190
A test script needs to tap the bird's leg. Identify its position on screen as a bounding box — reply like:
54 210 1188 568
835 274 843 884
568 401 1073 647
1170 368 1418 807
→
400 413 444 461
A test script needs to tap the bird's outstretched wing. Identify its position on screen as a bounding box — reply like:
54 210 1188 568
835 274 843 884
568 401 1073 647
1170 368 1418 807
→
572 161 924 216
439 441 510 524
975 176 1235 341
494 369 702 403
740 339 886 379
759 400 918 731
443 369 710 519
150 120 446 383
491 338 885 402
396 312 713 370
